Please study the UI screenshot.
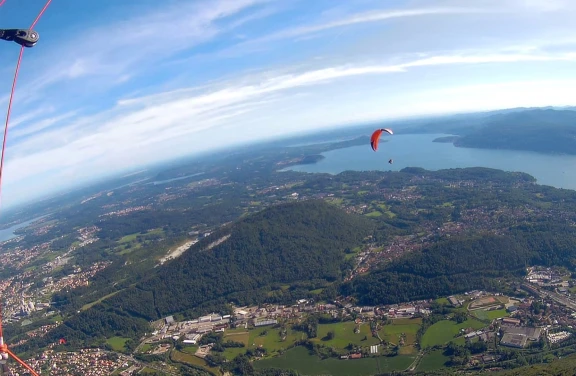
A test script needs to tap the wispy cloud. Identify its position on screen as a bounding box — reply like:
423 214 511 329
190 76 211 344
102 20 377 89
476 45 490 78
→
17 0 275 102
255 7 489 43
8 49 576 186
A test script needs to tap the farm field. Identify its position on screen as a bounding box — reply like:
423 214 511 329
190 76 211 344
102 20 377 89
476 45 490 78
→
248 326 305 353
380 318 422 355
253 346 414 376
420 319 485 348
171 350 222 376
106 336 129 351
311 321 380 348
417 350 450 372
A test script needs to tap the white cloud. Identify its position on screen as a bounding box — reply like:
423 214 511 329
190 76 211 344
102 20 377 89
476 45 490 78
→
256 7 489 42
15 0 274 103
6 49 576 189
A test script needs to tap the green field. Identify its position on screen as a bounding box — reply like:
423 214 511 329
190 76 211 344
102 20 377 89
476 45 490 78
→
106 336 130 351
417 350 450 372
472 309 510 321
435 297 450 305
365 211 382 217
81 289 124 311
225 321 384 359
380 318 421 355
249 326 306 353
118 228 164 245
171 350 222 375
223 331 251 360
253 346 414 376
311 322 380 348
421 319 485 348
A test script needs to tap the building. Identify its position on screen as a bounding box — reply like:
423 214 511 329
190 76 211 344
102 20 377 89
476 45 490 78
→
254 319 278 327
499 326 541 348
507 306 518 313
165 316 175 325
448 296 460 307
502 317 521 326
502 326 541 341
199 315 212 323
500 333 527 348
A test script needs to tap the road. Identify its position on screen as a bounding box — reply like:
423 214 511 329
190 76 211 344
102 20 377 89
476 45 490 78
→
406 350 425 372
525 284 576 311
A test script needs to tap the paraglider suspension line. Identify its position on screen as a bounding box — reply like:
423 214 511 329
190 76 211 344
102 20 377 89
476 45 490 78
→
0 45 24 208
0 0 52 209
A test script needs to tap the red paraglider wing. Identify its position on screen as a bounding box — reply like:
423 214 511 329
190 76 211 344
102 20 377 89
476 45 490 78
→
370 128 393 151
370 129 382 151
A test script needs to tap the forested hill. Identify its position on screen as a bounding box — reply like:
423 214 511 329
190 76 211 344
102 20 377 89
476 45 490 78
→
101 200 374 320
491 352 576 376
343 222 576 306
454 109 576 154
404 108 576 155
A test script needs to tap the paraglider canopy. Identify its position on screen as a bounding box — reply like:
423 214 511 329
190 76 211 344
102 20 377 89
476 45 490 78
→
370 128 393 151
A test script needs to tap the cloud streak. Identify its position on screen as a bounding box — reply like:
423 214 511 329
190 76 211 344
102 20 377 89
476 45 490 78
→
8 49 576 183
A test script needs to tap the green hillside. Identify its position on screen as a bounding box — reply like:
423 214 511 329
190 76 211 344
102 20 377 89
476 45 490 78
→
105 200 373 319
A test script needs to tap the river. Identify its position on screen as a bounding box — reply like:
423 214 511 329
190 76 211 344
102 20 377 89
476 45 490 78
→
284 134 576 190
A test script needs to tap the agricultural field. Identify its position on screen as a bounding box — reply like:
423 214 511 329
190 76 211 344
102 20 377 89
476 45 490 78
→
435 297 450 305
171 350 222 376
223 320 402 360
420 319 485 348
116 228 165 254
222 330 251 360
248 326 306 354
417 350 450 372
311 321 380 348
106 336 130 351
253 346 414 376
380 318 422 355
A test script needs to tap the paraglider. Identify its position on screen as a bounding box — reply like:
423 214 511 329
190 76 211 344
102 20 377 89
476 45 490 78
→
388 159 393 164
370 128 393 151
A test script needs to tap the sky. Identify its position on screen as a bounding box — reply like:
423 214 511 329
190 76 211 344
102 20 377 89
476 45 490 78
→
0 0 576 206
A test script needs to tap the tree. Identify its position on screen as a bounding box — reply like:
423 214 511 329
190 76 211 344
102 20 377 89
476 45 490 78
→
452 311 467 324
326 330 335 340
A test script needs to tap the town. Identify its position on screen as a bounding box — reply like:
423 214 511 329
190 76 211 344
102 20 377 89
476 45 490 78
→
130 267 576 374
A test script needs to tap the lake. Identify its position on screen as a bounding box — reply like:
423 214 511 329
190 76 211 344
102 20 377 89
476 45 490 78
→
0 214 48 243
284 134 576 190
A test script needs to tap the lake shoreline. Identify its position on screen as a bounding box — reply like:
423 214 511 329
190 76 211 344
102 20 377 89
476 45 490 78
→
282 133 576 192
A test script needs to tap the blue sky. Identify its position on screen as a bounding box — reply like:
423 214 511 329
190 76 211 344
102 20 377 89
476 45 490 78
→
0 0 576 206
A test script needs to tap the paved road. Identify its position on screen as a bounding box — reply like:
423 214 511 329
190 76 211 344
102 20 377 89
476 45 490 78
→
525 284 576 311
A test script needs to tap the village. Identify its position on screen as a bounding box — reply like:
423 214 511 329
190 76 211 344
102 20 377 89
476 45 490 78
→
135 270 576 372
